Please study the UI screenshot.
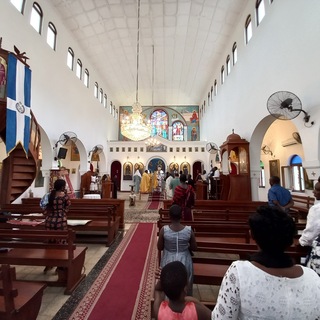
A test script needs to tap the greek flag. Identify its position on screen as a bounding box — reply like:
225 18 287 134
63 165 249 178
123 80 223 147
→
6 53 32 155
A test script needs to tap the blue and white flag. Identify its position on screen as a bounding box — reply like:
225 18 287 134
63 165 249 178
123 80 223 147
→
6 53 32 155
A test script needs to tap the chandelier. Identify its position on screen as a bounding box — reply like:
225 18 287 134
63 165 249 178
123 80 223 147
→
121 0 151 141
145 137 160 147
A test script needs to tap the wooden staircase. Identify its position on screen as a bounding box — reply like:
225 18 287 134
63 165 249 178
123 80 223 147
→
0 104 41 203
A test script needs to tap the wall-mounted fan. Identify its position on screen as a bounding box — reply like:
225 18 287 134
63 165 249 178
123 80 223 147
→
261 145 273 156
88 144 103 158
267 91 310 123
55 131 77 147
206 142 219 154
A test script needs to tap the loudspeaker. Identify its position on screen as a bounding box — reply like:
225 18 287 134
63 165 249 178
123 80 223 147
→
57 147 68 159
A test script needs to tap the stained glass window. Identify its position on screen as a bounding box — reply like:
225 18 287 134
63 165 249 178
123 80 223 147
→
150 109 168 139
172 121 184 141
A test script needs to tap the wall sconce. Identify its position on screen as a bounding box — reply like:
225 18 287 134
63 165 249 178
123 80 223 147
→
261 145 274 157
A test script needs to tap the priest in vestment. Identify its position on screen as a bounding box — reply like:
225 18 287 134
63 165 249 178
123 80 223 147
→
140 170 150 193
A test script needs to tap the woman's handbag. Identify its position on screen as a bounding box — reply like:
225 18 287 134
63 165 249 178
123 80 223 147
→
306 235 320 276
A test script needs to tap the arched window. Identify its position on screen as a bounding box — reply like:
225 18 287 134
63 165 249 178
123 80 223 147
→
208 92 210 106
150 109 169 139
281 155 309 192
99 88 103 104
232 42 238 65
10 0 25 13
115 109 118 120
214 80 218 96
220 66 225 84
245 15 252 44
47 22 57 50
210 86 213 101
67 47 74 70
76 59 82 79
113 106 116 117
83 68 89 87
94 82 98 98
256 0 265 26
172 121 184 141
259 160 265 187
226 55 231 75
204 100 206 112
103 94 107 108
30 2 43 34
109 101 113 114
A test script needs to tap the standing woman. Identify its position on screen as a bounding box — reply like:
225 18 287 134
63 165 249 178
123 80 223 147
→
133 169 142 194
172 174 195 221
44 179 71 232
157 204 197 296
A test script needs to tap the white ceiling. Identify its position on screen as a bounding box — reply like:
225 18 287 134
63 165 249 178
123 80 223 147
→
51 0 248 106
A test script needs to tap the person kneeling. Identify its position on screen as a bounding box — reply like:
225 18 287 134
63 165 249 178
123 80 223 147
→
153 261 211 320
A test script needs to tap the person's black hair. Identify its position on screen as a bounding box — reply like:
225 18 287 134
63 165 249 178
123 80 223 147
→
249 206 296 254
179 174 187 183
48 179 66 207
169 204 182 221
160 261 188 301
270 176 280 184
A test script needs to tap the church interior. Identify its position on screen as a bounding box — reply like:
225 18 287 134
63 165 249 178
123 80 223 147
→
0 0 320 318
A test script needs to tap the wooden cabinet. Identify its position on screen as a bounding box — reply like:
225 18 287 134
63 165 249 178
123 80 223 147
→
220 131 251 201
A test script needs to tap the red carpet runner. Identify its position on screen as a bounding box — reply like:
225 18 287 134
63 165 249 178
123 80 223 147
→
69 223 157 320
147 191 163 210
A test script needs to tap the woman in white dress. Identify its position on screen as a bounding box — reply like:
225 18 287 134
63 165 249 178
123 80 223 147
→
211 205 320 319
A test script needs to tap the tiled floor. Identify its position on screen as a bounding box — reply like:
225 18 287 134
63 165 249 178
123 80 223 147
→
14 192 217 319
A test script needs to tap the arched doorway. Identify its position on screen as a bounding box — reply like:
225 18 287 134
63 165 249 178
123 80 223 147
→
111 161 121 191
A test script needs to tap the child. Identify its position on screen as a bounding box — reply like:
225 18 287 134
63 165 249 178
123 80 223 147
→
153 261 211 320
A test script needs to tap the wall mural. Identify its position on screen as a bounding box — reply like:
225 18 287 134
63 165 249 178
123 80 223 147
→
119 105 199 141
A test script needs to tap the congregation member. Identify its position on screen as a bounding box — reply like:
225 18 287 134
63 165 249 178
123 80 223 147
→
165 172 173 199
133 169 141 194
169 172 180 195
211 206 320 319
140 170 150 193
268 175 294 212
157 205 197 296
153 261 211 320
172 174 195 221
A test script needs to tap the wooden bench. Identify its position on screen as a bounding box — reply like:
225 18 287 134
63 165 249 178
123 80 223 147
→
21 197 126 229
0 228 87 294
162 199 266 210
0 264 46 320
291 194 314 219
1 200 122 246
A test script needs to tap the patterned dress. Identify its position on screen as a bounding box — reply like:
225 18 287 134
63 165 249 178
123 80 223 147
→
160 225 194 295
44 194 71 231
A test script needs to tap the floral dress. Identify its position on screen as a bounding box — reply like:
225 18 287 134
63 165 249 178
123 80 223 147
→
44 194 71 231
160 225 194 295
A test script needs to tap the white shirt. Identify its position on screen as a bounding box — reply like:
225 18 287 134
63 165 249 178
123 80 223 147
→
212 260 320 319
299 202 320 246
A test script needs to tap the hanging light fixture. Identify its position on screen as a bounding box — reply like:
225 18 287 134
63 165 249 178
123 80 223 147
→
121 0 151 141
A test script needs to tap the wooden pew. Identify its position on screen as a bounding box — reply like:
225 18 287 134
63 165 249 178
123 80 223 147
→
1 200 122 245
21 197 125 229
0 228 87 294
162 199 266 210
291 194 314 220
0 264 46 320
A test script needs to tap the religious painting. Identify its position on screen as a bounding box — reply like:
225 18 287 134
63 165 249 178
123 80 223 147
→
150 109 169 139
169 162 179 176
123 162 133 180
134 162 144 175
146 143 167 152
91 152 100 162
269 159 280 179
148 158 165 174
71 143 80 161
180 162 190 176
